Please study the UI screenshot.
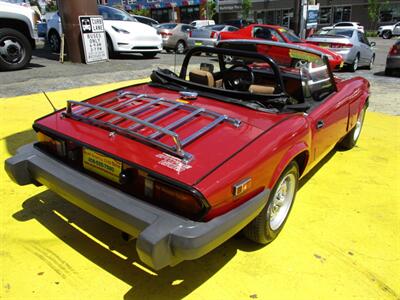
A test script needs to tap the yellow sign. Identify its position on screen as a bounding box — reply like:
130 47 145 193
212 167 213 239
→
289 49 320 63
83 148 122 183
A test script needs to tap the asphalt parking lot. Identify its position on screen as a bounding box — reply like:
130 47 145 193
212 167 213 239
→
0 37 399 115
0 37 399 299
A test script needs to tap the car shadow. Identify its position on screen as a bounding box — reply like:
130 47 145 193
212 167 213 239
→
12 190 239 299
374 70 400 77
3 129 36 156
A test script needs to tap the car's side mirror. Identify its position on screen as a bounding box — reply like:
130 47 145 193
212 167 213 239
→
370 41 376 47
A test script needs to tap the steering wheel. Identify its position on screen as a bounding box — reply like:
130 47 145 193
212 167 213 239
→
222 64 255 91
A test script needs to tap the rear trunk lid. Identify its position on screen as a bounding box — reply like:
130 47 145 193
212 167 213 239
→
306 34 353 50
35 84 288 186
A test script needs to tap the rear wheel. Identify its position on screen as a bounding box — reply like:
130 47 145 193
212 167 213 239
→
243 161 299 244
48 30 60 53
382 30 392 39
0 28 32 71
339 105 366 150
142 52 158 58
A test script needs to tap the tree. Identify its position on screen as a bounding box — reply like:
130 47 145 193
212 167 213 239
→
242 0 251 20
206 0 216 20
368 0 388 29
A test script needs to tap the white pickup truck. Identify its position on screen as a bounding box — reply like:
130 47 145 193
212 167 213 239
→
0 0 37 70
378 22 400 39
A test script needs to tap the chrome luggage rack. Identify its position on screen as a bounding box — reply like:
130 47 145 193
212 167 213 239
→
62 91 241 163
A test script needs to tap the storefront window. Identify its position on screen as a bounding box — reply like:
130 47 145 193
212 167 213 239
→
180 5 200 24
333 6 351 23
380 3 400 22
265 10 276 25
282 9 293 28
151 8 171 23
319 7 331 24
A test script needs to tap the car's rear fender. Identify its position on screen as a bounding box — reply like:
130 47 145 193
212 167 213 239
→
268 143 310 189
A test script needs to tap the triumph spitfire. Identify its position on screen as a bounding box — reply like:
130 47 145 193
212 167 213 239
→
5 40 369 270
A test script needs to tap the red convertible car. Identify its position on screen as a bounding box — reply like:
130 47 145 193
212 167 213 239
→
5 41 369 270
219 24 344 70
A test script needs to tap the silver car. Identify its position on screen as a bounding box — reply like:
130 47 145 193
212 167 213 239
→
187 24 238 50
157 23 195 54
385 39 400 76
307 28 375 72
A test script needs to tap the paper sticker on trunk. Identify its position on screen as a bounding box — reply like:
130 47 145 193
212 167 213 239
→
156 153 192 173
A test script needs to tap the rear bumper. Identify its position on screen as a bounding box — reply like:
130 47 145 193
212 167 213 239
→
187 38 217 49
5 143 269 270
386 56 400 70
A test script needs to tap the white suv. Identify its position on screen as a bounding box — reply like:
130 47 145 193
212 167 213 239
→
0 0 37 70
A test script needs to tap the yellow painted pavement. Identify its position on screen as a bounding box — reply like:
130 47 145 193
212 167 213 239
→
0 81 399 300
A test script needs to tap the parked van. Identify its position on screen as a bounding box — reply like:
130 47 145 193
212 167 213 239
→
190 20 215 28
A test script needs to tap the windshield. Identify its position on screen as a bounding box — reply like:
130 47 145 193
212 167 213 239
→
278 28 302 42
326 29 354 37
98 6 136 21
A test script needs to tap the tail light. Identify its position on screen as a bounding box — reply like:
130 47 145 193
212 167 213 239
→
329 43 353 49
189 30 192 37
389 44 400 55
210 31 219 39
37 132 67 157
153 181 208 220
160 32 172 38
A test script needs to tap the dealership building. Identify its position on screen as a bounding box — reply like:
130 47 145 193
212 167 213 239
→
99 0 400 30
218 0 400 30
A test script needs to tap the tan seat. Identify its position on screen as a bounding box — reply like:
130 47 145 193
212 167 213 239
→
189 69 215 87
249 84 275 95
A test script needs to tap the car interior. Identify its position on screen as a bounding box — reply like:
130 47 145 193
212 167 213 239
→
150 45 336 112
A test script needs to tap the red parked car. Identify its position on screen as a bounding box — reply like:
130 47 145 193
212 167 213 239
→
5 41 369 270
219 24 344 70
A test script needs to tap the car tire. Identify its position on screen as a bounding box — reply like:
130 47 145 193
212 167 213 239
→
382 30 392 39
142 52 158 58
349 54 359 72
0 28 32 71
175 41 186 54
338 104 367 150
106 35 115 58
367 54 374 70
243 161 299 244
48 30 61 53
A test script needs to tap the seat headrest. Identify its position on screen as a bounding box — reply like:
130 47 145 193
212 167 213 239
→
189 69 215 87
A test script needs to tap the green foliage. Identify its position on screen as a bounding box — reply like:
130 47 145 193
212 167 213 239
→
45 0 57 12
242 0 251 20
368 0 388 26
131 9 150 17
206 0 216 20
366 30 378 37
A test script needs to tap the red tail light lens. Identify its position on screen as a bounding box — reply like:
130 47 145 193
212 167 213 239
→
389 45 400 55
329 43 353 48
189 30 192 37
153 181 208 220
161 32 172 38
210 31 218 39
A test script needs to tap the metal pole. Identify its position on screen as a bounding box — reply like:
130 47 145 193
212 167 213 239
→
57 0 98 63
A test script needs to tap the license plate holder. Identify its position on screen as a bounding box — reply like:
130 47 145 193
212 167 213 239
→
83 148 122 183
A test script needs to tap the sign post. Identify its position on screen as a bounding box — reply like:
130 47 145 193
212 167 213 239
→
79 16 108 64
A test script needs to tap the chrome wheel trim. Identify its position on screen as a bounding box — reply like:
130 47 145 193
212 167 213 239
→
353 56 359 71
0 36 25 64
49 33 59 52
353 108 365 141
268 173 296 231
176 42 185 54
